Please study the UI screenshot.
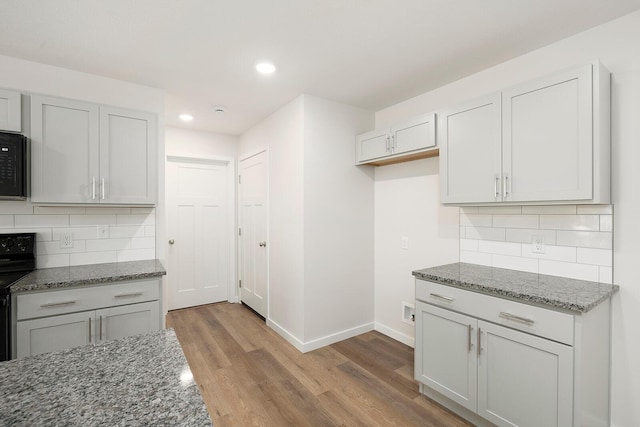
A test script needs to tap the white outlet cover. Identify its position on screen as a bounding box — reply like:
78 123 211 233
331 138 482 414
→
532 236 545 254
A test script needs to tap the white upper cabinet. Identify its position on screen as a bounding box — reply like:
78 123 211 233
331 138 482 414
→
439 94 501 204
356 113 436 165
0 88 22 132
99 107 157 205
440 62 610 205
31 95 157 205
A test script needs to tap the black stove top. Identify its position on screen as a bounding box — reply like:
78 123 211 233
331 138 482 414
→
0 232 36 295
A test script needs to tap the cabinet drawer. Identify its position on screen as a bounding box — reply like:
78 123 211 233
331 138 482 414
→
17 279 160 320
416 279 574 345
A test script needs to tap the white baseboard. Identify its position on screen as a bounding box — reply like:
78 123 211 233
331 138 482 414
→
266 319 374 353
374 322 415 348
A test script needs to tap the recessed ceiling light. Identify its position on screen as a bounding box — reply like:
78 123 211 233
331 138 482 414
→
256 62 276 74
179 113 193 122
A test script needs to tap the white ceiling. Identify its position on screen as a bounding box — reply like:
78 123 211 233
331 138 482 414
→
2 0 640 136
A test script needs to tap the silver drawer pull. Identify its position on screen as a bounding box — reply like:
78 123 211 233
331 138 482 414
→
429 293 454 302
114 292 143 298
40 300 77 308
500 312 534 325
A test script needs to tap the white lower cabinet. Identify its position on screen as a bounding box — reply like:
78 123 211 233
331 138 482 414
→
415 279 611 427
15 279 161 358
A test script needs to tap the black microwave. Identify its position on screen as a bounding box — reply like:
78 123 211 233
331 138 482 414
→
0 132 27 200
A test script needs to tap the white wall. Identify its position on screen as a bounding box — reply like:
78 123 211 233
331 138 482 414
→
303 95 374 344
239 96 306 342
374 10 640 426
0 54 166 267
166 126 238 159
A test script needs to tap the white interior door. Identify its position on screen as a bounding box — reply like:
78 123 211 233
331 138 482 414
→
239 151 268 318
167 158 229 310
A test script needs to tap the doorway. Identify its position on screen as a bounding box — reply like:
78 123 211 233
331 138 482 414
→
167 156 233 310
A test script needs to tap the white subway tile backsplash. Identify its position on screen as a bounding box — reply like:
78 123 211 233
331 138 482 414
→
15 215 68 228
539 215 599 231
37 254 70 269
70 251 117 266
478 206 522 214
577 205 613 214
0 202 34 214
460 239 479 252
460 207 479 214
492 255 538 273
117 248 155 263
110 226 146 238
85 207 131 215
0 215 14 228
539 260 599 282
460 214 492 227
131 237 155 249
599 267 613 284
465 226 506 241
460 250 492 266
117 214 155 226
522 205 577 215
492 215 538 229
10 229 53 241
505 228 557 245
577 248 612 266
131 207 155 215
70 214 117 226
37 240 87 255
145 226 156 237
600 215 612 232
478 240 522 256
34 206 86 215
521 245 577 262
459 227 466 238
557 231 612 249
86 239 131 252
52 227 99 240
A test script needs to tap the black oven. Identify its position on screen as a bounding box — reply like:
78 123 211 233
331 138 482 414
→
0 233 36 361
0 131 27 200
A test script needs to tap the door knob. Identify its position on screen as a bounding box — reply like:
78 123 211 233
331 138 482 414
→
168 239 175 245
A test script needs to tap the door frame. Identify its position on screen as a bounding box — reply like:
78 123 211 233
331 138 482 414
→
237 148 269 317
166 154 237 306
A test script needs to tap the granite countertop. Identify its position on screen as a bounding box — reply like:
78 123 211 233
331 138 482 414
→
0 329 212 426
11 259 166 293
413 262 619 313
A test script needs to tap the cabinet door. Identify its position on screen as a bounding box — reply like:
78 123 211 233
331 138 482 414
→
391 113 436 155
477 321 573 427
415 301 478 412
99 106 157 204
502 64 593 202
16 311 93 358
355 129 390 163
439 93 502 203
31 95 100 203
96 301 159 343
0 88 21 132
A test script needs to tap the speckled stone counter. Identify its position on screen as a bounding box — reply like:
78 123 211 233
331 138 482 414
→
10 259 166 293
0 329 212 426
413 262 618 313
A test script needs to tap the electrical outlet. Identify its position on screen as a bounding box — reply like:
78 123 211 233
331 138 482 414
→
532 236 545 254
401 236 409 250
60 232 73 249
402 302 415 325
97 225 109 239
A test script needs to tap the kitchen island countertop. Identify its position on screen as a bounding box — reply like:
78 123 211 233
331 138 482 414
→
0 328 212 426
10 259 166 293
413 262 618 313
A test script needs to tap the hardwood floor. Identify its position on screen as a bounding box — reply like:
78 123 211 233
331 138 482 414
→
166 303 472 427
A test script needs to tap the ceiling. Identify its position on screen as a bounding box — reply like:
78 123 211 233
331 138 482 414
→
2 0 640 136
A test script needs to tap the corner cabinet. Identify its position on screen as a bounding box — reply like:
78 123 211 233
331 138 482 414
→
0 88 22 132
415 279 611 427
15 279 161 358
356 113 437 166
30 95 157 205
439 62 610 205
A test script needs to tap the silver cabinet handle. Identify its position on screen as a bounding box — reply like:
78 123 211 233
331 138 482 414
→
503 175 509 198
168 239 175 245
477 327 482 356
429 293 454 302
499 312 534 325
494 175 500 199
468 325 472 352
40 300 77 308
99 315 102 341
92 177 97 200
89 317 92 343
101 178 106 200
114 292 143 298
385 136 390 152
259 241 267 247
391 134 395 152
